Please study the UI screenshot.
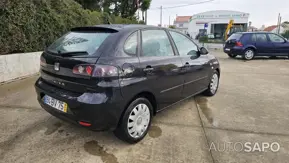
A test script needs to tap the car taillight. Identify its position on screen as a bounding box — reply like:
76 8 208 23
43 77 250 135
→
236 41 243 47
73 64 119 77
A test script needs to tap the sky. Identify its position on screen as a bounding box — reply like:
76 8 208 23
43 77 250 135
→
146 0 289 28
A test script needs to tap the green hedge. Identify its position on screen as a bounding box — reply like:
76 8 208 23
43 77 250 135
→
198 36 209 43
0 0 139 55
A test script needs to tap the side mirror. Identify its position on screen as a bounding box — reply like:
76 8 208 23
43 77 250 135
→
199 47 209 55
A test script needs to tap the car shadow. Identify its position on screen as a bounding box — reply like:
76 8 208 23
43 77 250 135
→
231 56 288 61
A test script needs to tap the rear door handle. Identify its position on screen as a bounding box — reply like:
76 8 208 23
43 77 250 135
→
183 62 190 68
184 62 190 67
143 67 154 72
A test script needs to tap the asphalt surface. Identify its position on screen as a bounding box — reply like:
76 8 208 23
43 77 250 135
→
0 52 289 163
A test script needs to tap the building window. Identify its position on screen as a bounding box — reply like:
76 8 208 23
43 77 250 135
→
179 24 183 27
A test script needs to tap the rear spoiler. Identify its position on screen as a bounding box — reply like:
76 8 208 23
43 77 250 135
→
71 26 119 33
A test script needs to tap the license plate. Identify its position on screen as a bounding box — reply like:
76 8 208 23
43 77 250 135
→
43 95 67 113
225 48 230 51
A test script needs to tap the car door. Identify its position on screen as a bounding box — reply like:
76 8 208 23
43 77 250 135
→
254 33 274 55
267 33 289 56
168 31 211 98
138 29 184 110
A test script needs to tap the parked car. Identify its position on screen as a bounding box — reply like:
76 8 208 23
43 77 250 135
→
35 25 220 143
224 32 289 60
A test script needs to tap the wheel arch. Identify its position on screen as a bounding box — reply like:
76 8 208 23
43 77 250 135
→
244 45 257 52
117 91 158 127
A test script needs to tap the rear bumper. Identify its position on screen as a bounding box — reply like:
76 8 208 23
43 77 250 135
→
223 46 244 55
35 77 125 131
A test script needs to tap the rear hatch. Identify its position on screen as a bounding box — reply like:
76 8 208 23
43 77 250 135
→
40 28 117 93
225 33 243 48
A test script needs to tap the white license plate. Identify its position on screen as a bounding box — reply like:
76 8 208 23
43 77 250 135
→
225 48 230 51
43 95 67 113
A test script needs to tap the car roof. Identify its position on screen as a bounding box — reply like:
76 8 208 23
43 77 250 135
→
235 31 273 35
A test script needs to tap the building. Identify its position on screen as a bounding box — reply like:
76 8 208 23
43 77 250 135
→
188 10 250 39
263 25 286 34
173 16 192 33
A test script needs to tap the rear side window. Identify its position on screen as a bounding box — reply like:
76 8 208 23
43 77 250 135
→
255 34 268 42
141 30 174 57
251 34 257 42
47 31 112 56
124 32 138 55
228 33 242 40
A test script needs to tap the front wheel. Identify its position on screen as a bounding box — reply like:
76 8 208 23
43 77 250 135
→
114 98 153 144
242 49 255 60
203 70 219 96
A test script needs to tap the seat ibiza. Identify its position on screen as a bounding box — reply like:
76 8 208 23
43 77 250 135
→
35 24 220 143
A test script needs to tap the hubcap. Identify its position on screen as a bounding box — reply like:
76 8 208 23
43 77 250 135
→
210 73 219 94
245 50 254 59
127 103 150 138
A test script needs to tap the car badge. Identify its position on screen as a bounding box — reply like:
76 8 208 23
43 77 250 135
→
54 62 60 71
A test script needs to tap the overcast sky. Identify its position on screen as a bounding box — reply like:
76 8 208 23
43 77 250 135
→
146 0 289 28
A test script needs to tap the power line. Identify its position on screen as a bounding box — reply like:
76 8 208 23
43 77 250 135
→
149 0 215 10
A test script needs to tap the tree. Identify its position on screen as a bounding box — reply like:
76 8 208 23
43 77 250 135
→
74 0 151 19
140 0 151 22
169 25 176 29
74 0 102 11
282 30 289 39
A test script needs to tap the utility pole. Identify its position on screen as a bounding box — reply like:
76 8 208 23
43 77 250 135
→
278 16 282 34
277 13 280 34
160 6 163 27
145 11 148 25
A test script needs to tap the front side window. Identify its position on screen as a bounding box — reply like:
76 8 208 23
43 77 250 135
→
47 31 112 56
255 34 268 43
141 30 174 57
268 34 285 43
124 32 138 55
169 31 198 57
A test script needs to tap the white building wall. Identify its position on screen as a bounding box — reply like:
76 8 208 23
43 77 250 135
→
188 10 249 39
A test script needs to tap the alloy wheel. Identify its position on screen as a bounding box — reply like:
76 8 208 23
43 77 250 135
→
210 73 219 94
244 49 254 60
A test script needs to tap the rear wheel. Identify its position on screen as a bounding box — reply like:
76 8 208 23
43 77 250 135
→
227 53 237 58
242 48 255 60
114 98 153 144
203 70 219 96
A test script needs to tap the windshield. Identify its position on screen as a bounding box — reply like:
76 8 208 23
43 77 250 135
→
228 33 242 40
47 31 112 56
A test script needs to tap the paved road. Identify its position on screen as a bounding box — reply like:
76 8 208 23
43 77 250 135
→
0 52 289 163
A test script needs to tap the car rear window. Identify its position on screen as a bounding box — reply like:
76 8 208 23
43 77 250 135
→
228 33 242 40
47 31 112 56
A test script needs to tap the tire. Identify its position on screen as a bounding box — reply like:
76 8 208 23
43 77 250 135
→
242 48 255 60
227 53 237 58
114 97 153 144
203 70 219 96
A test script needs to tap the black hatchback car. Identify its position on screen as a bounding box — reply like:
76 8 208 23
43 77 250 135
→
35 24 220 143
224 32 289 60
